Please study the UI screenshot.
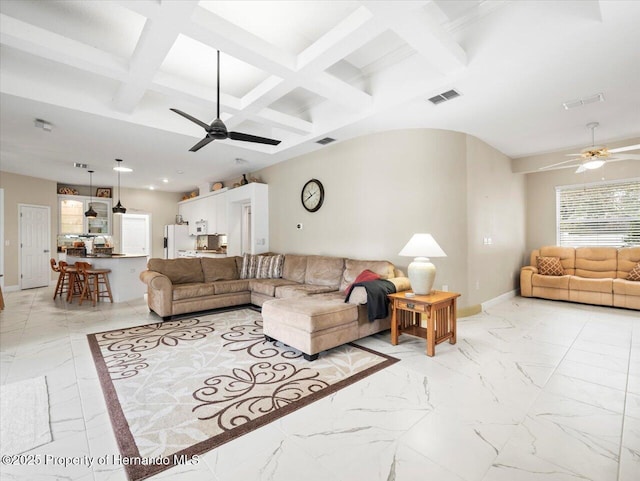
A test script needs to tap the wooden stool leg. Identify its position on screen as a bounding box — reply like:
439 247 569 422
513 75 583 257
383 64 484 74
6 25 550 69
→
79 275 91 306
102 273 113 303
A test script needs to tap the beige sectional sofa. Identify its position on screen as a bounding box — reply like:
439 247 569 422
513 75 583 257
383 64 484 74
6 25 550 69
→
140 254 410 360
520 246 640 309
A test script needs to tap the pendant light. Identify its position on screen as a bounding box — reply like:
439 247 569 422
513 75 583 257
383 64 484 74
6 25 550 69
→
84 170 97 218
112 159 127 214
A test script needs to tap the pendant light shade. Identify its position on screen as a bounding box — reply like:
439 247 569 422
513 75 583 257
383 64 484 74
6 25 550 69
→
84 170 97 218
112 159 127 214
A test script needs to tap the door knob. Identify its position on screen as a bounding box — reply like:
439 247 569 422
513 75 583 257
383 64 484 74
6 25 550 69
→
44 249 50 253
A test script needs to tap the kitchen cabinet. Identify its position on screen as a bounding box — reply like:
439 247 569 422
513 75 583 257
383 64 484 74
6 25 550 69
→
59 195 111 234
178 189 228 235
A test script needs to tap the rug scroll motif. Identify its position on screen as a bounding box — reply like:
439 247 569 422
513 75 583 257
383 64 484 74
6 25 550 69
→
88 309 398 481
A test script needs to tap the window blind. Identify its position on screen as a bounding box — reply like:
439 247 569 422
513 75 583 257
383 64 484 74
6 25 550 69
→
556 179 640 247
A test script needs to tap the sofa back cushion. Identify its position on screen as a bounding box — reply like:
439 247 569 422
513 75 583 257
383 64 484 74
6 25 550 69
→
282 255 307 283
534 246 576 275
575 247 617 278
339 259 396 292
147 258 204 284
201 257 238 282
617 247 640 279
305 256 345 288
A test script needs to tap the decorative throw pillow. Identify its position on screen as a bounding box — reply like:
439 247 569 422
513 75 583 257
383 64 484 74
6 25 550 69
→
256 254 285 279
536 256 564 276
344 269 381 296
240 253 259 279
627 262 640 281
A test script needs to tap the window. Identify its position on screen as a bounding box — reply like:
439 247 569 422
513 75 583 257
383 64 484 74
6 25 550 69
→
556 179 640 247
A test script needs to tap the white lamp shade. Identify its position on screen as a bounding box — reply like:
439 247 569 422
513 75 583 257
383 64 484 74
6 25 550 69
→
398 234 447 258
399 234 446 295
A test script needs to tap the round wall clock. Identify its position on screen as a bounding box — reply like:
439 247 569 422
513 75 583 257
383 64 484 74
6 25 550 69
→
301 179 324 212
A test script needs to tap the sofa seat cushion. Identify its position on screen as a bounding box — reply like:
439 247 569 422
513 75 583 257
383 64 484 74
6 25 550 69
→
250 279 299 297
275 284 338 299
532 274 570 289
172 283 215 301
569 276 613 294
613 278 640 296
262 297 357 333
213 279 251 295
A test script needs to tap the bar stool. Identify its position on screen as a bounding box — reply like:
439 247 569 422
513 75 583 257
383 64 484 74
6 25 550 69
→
67 262 89 304
77 262 113 306
51 259 65 299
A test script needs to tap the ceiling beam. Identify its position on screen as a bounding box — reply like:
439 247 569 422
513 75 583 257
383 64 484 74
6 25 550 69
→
111 1 200 113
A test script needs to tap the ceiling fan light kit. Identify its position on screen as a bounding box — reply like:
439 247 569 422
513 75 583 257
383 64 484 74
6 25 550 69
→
171 50 281 152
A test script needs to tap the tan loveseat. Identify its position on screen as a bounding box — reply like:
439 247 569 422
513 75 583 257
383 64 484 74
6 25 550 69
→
520 246 640 310
140 254 410 360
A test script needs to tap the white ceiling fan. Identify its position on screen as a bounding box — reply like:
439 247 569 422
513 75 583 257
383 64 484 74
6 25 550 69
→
540 122 640 173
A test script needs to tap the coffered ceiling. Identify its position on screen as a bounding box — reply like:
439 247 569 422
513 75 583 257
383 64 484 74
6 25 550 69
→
1 1 639 192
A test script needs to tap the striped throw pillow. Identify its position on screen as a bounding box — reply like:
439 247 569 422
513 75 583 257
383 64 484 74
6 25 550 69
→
256 254 284 279
240 253 259 279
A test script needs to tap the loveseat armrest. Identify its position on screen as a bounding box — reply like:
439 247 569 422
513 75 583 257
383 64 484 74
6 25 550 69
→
139 270 173 318
520 266 537 297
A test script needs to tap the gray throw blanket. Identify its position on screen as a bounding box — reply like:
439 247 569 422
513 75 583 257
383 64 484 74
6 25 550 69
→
344 279 396 321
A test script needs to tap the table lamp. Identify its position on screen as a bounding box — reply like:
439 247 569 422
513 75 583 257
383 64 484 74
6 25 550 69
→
399 233 447 295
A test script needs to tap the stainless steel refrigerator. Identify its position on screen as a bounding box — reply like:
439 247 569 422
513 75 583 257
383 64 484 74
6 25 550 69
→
163 224 192 259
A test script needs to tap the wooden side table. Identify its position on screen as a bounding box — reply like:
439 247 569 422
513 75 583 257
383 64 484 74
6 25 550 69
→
388 291 461 356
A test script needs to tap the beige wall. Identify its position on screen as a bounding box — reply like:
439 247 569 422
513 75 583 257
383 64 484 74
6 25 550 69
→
0 171 58 287
0 171 182 287
522 158 639 255
466 136 526 305
255 129 526 308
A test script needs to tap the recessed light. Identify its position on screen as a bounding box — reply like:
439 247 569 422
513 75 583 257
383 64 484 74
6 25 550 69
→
177 170 184 174
149 186 155 190
162 178 169 183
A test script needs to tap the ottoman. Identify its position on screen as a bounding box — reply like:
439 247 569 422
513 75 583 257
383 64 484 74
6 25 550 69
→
262 297 359 361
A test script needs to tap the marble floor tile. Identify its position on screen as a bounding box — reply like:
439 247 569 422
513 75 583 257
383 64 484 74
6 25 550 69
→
0 287 638 481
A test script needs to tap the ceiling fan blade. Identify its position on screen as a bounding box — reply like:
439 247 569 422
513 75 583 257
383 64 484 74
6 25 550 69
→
229 131 281 145
170 109 210 130
608 154 640 161
609 144 640 153
539 158 581 170
575 165 587 174
189 136 215 152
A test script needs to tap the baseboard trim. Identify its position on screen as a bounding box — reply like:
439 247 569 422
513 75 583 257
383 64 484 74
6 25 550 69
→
458 304 482 318
481 289 519 310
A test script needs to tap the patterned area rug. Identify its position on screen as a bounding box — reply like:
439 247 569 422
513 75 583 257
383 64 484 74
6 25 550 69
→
88 308 398 481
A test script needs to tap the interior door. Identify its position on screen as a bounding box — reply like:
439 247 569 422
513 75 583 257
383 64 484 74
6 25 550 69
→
20 204 50 289
121 213 150 256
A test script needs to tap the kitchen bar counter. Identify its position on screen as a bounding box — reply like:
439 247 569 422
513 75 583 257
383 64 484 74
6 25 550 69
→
66 254 148 302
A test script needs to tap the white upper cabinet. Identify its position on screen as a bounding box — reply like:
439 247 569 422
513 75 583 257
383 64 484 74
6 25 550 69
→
178 188 228 235
59 195 111 234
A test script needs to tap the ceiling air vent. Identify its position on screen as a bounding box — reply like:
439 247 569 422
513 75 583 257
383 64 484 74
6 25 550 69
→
74 162 88 169
562 92 604 110
427 89 461 105
316 137 336 145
